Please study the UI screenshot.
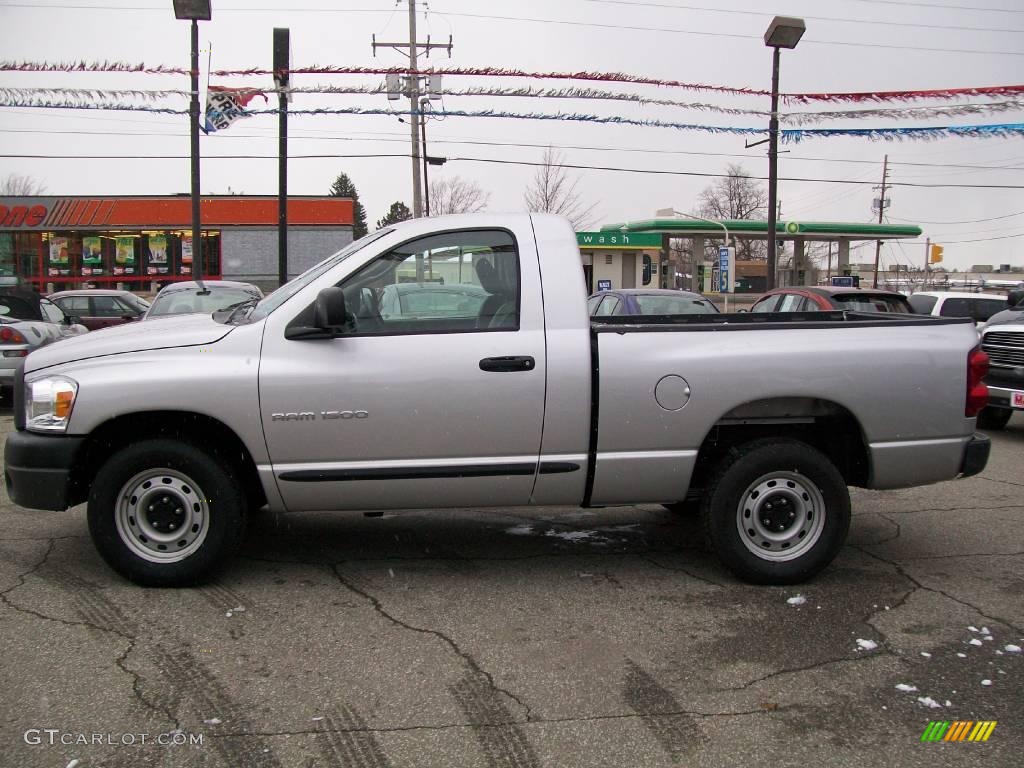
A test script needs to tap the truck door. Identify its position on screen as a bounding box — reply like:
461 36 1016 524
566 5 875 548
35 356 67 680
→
259 227 550 511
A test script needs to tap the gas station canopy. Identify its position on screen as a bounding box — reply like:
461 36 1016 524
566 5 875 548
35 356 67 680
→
601 219 922 241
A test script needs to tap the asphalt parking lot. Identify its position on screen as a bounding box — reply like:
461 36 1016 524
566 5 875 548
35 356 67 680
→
1 408 1021 768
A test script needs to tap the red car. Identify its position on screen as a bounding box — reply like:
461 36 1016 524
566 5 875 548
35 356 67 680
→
48 289 151 331
750 286 914 314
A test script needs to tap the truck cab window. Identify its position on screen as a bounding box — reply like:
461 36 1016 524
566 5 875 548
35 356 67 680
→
339 229 520 335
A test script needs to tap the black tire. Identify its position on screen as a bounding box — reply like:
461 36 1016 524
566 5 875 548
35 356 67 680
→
87 439 247 587
977 407 1012 431
701 438 850 585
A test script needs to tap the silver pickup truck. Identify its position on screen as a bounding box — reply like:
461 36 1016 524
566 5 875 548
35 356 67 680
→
4 214 991 587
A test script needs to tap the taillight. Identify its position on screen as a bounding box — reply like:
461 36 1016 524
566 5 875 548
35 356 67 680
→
0 326 27 345
966 346 989 417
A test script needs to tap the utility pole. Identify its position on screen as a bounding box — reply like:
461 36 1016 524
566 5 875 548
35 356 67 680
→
924 236 930 289
373 1 452 218
871 154 890 288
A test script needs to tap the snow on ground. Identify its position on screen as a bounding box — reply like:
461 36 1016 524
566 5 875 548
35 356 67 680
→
787 595 807 606
856 639 879 651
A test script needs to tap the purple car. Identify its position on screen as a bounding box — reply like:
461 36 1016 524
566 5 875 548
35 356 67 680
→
588 288 720 317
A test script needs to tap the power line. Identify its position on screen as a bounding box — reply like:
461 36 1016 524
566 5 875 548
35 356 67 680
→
939 231 1024 243
2 3 1023 55
842 0 1024 14
890 210 1024 224
580 0 1024 33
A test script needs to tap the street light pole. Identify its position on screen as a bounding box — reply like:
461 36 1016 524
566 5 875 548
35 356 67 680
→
766 45 781 291
763 15 805 292
173 0 211 290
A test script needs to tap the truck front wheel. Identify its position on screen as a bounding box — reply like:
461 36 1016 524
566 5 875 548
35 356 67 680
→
87 439 247 587
702 438 850 585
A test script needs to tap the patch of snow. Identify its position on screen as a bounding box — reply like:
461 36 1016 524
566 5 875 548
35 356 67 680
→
956 653 967 658
505 524 535 536
312 716 324 722
203 718 222 725
787 595 807 606
917 697 942 708
66 761 80 768
996 650 1003 655
856 639 879 651
1005 644 1022 653
968 625 980 633
920 652 932 658
969 639 984 646
233 606 245 612
388 568 394 578
895 684 918 692
983 635 993 642
945 700 953 707
981 679 992 686
225 611 232 618
545 530 599 542
981 626 991 635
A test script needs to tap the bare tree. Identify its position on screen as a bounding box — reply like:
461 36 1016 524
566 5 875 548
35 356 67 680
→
523 146 598 230
429 176 490 216
695 163 768 261
1 173 47 195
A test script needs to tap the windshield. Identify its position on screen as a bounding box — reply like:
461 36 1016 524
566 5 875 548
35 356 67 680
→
147 287 259 317
633 294 719 315
247 229 394 322
831 294 911 313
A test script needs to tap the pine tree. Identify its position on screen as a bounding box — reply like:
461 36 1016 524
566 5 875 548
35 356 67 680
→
328 171 368 239
376 201 412 229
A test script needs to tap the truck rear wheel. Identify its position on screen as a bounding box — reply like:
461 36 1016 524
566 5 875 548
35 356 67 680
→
701 438 850 585
87 439 247 587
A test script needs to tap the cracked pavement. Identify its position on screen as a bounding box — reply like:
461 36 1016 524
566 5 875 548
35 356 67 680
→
0 408 1021 767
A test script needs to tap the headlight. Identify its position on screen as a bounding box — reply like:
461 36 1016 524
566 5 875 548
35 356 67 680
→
25 376 78 433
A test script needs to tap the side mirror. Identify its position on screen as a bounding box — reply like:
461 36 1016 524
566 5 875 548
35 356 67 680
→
1008 289 1024 308
314 287 348 329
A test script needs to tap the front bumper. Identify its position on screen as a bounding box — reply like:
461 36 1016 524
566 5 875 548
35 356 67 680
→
959 432 990 478
4 430 86 511
985 384 1022 410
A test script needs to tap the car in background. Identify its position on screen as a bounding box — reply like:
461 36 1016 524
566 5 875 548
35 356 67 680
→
48 289 150 331
750 286 914 314
377 283 490 321
907 291 1007 326
588 288 719 316
0 289 88 397
0 288 89 338
976 286 1024 430
143 280 263 320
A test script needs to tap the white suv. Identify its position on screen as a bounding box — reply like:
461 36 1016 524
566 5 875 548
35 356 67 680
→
908 291 1008 326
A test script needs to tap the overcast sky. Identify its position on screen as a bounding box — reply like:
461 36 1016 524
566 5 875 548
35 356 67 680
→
1 0 1023 272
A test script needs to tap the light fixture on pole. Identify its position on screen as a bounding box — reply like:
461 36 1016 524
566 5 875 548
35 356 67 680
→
763 15 805 291
173 0 211 289
653 209 733 308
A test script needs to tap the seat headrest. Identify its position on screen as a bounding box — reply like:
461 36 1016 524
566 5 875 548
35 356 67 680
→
474 259 504 295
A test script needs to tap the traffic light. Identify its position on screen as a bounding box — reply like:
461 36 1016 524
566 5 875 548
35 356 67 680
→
930 244 944 264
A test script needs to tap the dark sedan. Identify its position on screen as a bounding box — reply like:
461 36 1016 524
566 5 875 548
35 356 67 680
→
588 289 719 317
49 289 150 331
750 286 913 314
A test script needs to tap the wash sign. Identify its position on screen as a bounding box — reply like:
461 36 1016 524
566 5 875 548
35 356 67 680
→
577 232 662 249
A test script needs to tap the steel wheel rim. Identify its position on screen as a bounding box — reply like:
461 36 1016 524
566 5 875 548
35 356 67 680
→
114 468 210 563
735 470 826 562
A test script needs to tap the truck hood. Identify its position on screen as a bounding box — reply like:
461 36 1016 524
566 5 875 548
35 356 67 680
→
25 314 235 373
983 307 1024 329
